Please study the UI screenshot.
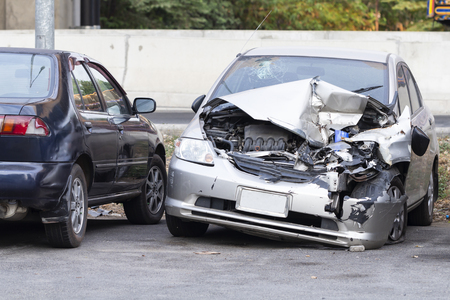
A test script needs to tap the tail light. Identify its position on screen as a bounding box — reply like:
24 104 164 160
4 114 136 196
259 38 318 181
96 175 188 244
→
0 115 49 136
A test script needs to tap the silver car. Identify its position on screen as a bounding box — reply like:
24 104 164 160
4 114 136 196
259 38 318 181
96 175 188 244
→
165 47 438 250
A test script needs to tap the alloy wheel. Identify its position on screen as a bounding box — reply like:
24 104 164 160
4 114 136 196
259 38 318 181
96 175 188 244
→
70 178 85 234
146 166 165 214
389 185 405 241
427 172 435 219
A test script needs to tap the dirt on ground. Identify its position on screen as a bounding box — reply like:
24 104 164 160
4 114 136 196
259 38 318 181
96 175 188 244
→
434 137 450 223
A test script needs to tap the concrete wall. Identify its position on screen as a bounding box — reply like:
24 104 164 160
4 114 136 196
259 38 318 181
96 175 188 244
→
0 29 449 114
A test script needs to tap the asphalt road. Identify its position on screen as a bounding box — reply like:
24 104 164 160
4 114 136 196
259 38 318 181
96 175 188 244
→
1 111 448 299
1 214 449 299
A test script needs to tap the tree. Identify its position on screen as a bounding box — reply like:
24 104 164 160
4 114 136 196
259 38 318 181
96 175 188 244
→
232 0 376 30
366 0 429 31
100 0 441 31
101 0 147 29
101 0 239 29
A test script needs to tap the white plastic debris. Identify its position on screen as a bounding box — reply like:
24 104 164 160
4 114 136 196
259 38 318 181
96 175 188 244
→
349 245 365 252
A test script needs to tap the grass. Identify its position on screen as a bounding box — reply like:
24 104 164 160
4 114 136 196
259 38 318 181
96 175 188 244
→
163 134 179 168
438 137 450 200
438 165 450 199
435 137 450 222
439 138 450 153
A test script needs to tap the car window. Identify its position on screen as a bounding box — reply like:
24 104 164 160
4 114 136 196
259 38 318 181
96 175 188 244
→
211 56 388 104
402 66 421 114
0 53 54 100
87 64 130 115
71 73 84 110
396 66 411 115
72 62 103 111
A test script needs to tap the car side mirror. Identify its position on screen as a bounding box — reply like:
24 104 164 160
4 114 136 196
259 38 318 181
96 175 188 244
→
411 126 430 157
133 98 156 114
191 95 205 113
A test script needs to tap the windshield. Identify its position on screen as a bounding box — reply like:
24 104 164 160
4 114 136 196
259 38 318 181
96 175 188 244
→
211 55 388 104
0 53 54 100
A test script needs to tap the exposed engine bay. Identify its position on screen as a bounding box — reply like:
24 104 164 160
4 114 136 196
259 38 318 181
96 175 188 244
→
202 105 390 184
200 78 411 187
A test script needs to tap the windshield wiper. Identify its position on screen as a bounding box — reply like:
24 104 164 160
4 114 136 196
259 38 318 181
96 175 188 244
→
30 66 45 88
352 85 382 94
29 54 46 88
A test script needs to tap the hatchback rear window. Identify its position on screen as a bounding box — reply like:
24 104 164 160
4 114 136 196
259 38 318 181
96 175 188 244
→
0 53 54 100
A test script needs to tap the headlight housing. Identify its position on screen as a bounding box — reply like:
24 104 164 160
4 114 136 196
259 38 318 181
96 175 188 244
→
349 141 380 182
174 138 214 165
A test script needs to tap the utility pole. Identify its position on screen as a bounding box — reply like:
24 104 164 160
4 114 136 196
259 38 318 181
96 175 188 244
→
35 0 55 49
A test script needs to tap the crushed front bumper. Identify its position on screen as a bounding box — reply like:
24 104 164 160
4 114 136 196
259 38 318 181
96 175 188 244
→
166 156 406 250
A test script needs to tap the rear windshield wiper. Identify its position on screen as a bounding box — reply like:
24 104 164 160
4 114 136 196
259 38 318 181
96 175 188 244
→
352 85 382 94
29 54 46 88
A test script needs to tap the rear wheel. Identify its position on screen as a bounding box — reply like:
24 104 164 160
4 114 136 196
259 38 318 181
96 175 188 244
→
124 154 167 224
166 214 209 237
44 164 88 248
408 169 437 226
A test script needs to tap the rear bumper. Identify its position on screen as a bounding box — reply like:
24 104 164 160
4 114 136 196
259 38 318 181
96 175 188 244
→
0 162 72 211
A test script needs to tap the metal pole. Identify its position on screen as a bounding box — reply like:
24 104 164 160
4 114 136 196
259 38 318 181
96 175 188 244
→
35 0 55 49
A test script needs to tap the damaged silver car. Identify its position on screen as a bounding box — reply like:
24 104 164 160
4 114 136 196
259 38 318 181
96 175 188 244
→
165 47 438 250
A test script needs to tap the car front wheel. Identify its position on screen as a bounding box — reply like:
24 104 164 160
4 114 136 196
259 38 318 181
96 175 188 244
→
44 163 88 248
124 154 167 224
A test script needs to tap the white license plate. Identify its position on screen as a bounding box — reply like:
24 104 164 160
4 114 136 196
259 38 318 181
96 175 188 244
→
236 187 290 218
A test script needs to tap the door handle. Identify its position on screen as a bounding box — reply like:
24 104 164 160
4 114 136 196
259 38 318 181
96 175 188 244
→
84 122 92 132
117 125 124 136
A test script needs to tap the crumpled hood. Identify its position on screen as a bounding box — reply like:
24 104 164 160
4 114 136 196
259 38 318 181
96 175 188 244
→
207 78 371 147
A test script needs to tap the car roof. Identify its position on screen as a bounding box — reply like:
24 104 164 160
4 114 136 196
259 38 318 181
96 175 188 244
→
242 46 391 63
0 47 67 55
0 47 101 64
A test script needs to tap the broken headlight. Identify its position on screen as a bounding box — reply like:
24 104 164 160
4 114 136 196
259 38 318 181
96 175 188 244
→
357 141 376 157
348 141 380 182
174 138 214 165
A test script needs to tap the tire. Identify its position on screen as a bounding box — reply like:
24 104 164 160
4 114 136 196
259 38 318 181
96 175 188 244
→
408 169 437 226
44 164 88 248
166 214 209 237
124 154 167 224
387 177 407 244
